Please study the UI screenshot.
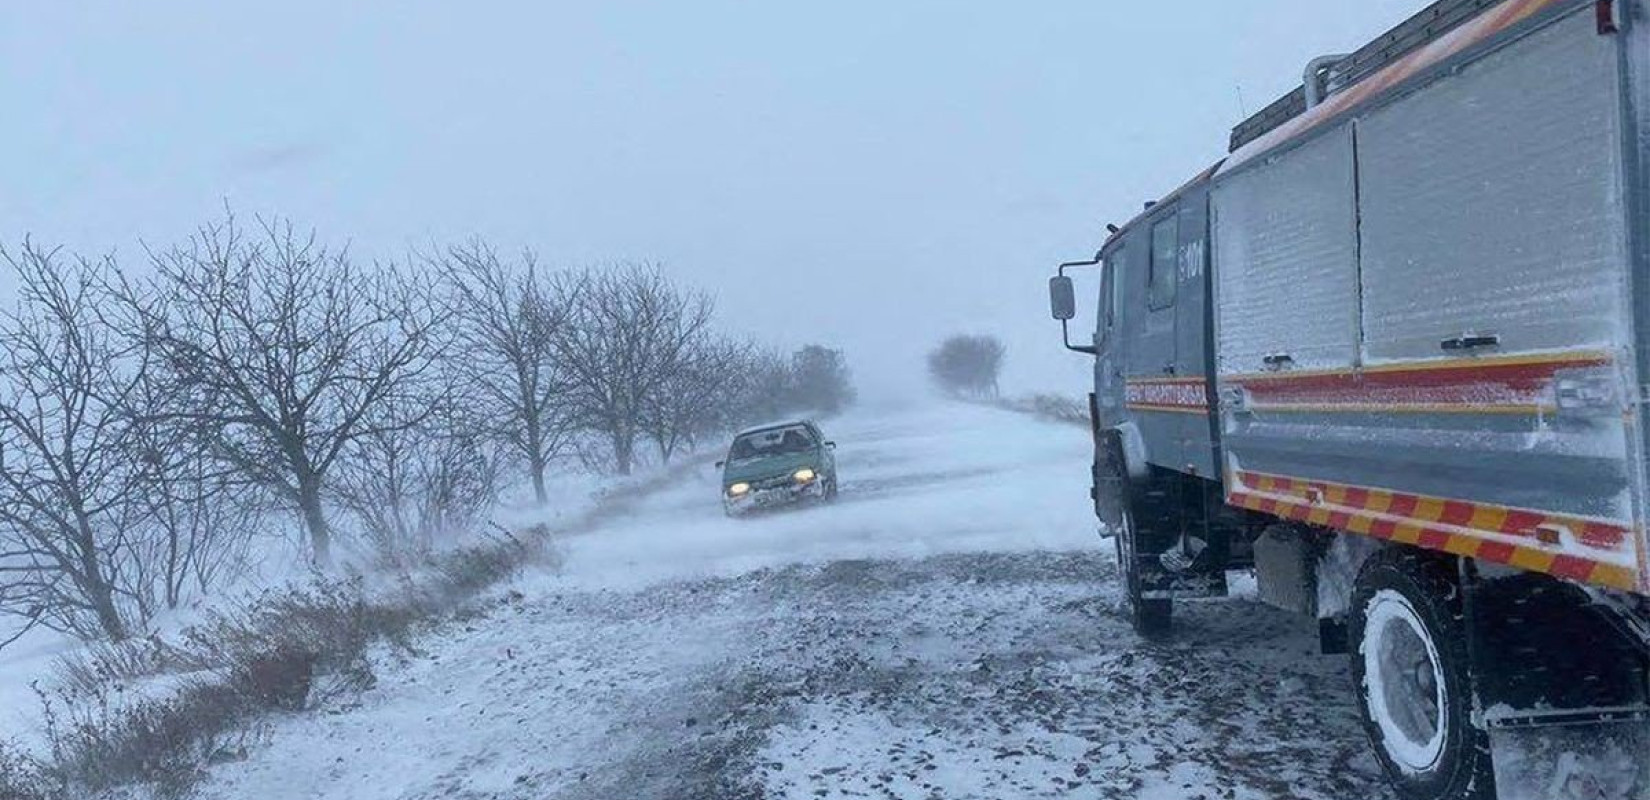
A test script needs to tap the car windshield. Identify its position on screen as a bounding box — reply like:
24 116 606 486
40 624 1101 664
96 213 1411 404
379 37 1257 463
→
729 425 816 461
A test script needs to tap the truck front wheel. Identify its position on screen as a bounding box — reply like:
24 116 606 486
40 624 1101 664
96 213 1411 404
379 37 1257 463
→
1113 505 1171 635
1095 436 1171 636
1349 550 1493 800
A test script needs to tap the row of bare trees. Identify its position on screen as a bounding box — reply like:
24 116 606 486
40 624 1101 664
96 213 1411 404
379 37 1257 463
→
928 334 1005 399
0 216 852 648
436 243 850 481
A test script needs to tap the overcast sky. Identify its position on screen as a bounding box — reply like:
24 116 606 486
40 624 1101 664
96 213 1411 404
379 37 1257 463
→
1 1 1422 399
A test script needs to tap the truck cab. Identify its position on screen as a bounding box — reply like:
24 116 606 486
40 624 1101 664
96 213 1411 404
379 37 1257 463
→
1093 186 1216 479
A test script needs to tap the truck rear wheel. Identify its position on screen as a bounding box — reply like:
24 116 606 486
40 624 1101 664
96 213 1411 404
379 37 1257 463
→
1350 550 1493 800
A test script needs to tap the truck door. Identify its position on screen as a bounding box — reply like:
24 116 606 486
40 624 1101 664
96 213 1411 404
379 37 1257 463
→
1121 204 1185 471
1093 247 1126 429
1172 194 1215 477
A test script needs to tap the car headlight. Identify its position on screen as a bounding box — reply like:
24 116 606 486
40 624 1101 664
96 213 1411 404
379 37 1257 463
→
727 482 751 497
793 468 816 483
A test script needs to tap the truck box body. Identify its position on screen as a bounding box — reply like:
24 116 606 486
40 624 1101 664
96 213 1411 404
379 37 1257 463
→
1202 0 1649 595
1212 0 1647 594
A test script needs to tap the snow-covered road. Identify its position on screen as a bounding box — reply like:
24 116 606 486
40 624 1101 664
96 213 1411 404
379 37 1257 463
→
194 403 1392 800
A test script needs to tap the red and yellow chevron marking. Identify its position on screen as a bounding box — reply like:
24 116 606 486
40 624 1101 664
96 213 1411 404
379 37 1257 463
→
1228 470 1641 592
1126 377 1209 415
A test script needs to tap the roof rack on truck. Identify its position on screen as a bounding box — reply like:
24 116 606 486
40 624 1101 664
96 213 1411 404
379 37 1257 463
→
1228 0 1506 152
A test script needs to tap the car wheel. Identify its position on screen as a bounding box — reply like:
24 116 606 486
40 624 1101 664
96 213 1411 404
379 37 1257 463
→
825 476 839 501
1350 549 1493 800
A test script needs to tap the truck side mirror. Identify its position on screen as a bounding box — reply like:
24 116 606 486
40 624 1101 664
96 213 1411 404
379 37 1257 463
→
1049 275 1077 321
1052 253 1101 355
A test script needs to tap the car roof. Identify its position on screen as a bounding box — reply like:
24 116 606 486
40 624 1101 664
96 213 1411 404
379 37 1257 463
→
734 419 817 438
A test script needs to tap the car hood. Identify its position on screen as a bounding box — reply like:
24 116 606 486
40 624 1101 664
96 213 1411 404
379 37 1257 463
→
722 451 821 484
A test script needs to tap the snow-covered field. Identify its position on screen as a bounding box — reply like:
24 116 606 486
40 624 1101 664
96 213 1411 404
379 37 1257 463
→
190 402 1392 800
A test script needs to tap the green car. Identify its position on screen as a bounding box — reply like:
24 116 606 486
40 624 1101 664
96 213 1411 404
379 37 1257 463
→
717 420 838 516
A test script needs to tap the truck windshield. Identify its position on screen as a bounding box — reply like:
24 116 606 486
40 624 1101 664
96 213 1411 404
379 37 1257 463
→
1098 255 1120 349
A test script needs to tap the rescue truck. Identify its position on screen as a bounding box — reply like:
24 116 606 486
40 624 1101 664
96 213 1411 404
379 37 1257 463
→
1046 1 1650 798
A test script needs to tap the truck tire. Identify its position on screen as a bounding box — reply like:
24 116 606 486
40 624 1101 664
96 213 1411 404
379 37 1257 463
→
1349 550 1493 800
1100 453 1171 637
1112 507 1172 635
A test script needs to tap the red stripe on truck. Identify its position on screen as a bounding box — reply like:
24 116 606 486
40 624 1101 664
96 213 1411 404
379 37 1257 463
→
1224 352 1611 415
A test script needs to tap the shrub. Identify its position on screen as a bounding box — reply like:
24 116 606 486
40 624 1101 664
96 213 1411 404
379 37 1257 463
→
38 678 255 799
55 637 190 701
27 521 562 798
0 738 50 800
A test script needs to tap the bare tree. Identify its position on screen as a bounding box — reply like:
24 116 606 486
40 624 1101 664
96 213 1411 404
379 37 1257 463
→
789 344 855 415
129 457 261 617
333 383 501 564
640 337 748 464
554 265 713 475
927 334 1006 399
436 241 575 504
0 244 146 643
725 348 797 425
106 285 269 618
140 217 445 567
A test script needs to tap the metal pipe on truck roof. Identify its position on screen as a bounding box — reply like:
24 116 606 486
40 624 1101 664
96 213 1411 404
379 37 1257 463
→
1303 53 1352 108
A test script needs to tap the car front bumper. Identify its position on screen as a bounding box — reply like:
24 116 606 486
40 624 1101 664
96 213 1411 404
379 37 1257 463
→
725 477 826 514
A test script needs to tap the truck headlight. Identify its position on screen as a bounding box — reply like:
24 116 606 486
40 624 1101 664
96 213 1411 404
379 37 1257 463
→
727 482 751 497
793 468 816 483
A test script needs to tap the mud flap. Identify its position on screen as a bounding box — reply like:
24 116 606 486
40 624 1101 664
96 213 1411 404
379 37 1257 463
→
1253 525 1316 615
1467 571 1650 799
1485 710 1650 800
1092 430 1128 534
